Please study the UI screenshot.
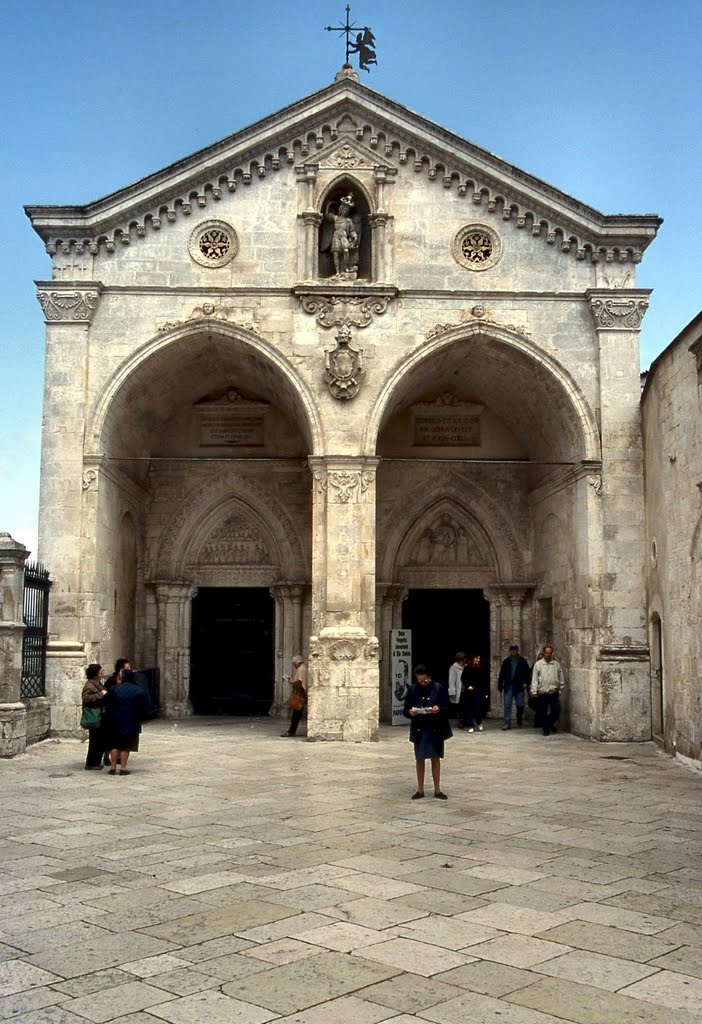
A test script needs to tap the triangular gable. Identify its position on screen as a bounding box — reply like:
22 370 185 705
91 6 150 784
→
25 72 660 264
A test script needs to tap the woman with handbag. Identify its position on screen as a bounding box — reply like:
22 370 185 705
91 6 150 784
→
281 655 307 737
81 664 107 770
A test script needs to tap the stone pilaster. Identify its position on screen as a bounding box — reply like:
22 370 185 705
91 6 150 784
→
0 534 30 756
298 211 322 280
152 582 198 718
35 282 103 726
369 212 391 282
587 289 651 740
307 456 380 741
376 583 407 722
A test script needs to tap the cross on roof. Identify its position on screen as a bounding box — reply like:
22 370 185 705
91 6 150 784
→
324 5 378 73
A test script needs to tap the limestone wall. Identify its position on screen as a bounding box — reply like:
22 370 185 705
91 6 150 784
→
642 312 702 765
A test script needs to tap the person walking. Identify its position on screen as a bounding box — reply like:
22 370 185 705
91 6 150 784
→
530 645 565 736
459 653 488 728
498 644 532 730
103 670 152 775
81 664 108 770
403 664 452 800
447 651 466 720
281 655 307 737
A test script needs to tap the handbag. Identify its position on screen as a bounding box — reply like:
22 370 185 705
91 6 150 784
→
288 692 305 712
80 706 103 729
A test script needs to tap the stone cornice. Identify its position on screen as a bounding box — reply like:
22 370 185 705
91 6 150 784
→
35 280 103 324
586 289 651 330
82 454 149 505
25 80 660 266
528 459 603 504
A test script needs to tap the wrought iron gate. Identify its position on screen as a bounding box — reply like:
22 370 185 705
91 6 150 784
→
21 562 51 699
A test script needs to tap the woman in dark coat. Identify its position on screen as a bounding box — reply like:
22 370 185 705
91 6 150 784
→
403 664 452 800
103 670 152 775
81 664 107 770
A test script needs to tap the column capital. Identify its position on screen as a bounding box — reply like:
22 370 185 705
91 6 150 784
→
270 583 305 602
35 280 103 324
150 580 198 603
308 456 380 502
586 289 651 331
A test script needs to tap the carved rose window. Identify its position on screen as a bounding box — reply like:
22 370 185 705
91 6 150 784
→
452 224 501 271
189 220 239 268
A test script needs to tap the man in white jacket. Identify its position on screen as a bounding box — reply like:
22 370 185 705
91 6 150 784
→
530 645 565 736
447 652 466 721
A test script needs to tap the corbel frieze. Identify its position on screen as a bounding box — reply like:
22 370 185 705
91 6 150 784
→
36 281 102 324
295 286 397 329
588 295 649 330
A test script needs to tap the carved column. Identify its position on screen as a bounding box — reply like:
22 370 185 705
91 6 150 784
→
298 211 322 280
369 212 391 282
0 534 29 756
269 583 305 715
587 289 651 740
483 587 508 713
152 582 198 718
35 281 103 733
307 456 380 741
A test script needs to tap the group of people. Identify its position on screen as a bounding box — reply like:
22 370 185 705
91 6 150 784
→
447 645 565 736
81 658 152 774
403 644 565 800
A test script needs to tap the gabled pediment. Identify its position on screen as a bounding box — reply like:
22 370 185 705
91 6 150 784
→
25 74 661 265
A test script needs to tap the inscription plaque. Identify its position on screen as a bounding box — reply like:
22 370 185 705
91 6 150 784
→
413 413 480 446
199 412 265 447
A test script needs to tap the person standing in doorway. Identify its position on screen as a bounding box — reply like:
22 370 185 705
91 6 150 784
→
447 651 466 721
403 664 452 799
459 653 488 729
498 644 532 730
530 645 565 736
281 655 307 737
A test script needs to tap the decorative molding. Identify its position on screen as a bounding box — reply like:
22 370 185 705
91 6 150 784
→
36 283 102 323
588 296 649 330
157 303 260 334
588 473 603 497
296 286 396 328
329 639 361 661
426 304 530 340
82 469 98 491
324 327 366 401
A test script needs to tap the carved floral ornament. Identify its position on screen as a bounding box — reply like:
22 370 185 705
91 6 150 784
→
452 224 501 271
308 635 380 661
588 297 649 330
37 288 100 323
188 220 239 268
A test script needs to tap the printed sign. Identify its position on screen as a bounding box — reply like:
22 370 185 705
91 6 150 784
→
390 629 412 726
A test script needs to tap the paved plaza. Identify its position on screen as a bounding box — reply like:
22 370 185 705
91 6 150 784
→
1 720 702 1023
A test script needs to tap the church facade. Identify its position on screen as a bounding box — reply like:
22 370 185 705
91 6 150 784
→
26 69 661 742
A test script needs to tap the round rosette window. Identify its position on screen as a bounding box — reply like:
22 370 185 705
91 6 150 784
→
188 221 239 268
452 224 501 271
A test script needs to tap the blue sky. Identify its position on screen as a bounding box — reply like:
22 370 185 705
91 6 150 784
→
2 0 700 555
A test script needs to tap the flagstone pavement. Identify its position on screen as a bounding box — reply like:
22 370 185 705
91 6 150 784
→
1 718 702 1023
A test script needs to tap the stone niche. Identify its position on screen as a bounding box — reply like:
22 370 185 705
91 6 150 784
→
195 389 269 448
411 394 483 447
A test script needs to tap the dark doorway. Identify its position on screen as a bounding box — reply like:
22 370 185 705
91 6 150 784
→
402 589 489 687
190 587 274 715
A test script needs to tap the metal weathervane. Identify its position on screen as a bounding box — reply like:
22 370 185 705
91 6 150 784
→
325 5 378 74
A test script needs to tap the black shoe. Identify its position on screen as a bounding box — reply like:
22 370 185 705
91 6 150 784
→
108 768 117 775
434 792 448 800
411 791 425 800
501 724 511 730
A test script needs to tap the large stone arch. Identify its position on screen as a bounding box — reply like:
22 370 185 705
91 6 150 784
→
364 321 601 462
87 318 324 456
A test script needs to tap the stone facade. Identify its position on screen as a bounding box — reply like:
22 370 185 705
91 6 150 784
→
642 310 702 767
26 69 661 742
0 533 29 756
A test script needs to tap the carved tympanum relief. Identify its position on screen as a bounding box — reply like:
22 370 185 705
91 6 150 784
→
199 513 272 565
408 512 491 567
188 221 239 268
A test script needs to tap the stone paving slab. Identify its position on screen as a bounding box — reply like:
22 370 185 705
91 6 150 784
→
0 721 701 1023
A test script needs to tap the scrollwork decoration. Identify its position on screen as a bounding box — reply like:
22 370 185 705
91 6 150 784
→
328 471 360 503
299 293 392 329
37 290 99 323
589 298 649 330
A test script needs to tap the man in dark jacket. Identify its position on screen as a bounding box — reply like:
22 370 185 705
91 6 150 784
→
498 644 531 730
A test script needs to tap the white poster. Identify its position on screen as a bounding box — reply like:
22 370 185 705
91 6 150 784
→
390 629 412 725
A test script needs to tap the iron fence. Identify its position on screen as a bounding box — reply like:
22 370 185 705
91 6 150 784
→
21 562 51 699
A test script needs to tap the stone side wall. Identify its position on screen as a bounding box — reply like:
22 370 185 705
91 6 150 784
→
642 313 702 765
